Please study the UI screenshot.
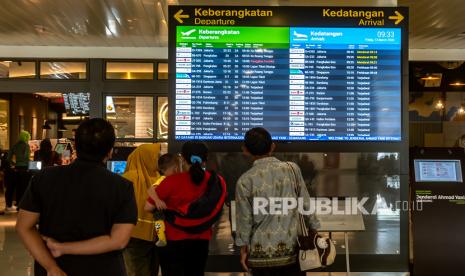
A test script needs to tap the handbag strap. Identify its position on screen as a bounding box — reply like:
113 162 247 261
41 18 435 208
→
286 162 309 237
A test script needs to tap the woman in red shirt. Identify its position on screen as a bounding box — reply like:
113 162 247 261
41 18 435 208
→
153 142 226 276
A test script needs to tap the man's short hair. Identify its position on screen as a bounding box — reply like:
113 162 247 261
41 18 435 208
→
158 153 177 175
244 127 272 156
75 118 115 162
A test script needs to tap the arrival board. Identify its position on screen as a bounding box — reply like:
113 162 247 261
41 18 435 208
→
63 92 90 116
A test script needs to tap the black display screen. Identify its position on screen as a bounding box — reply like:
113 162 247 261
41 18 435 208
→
173 26 401 141
63 92 90 116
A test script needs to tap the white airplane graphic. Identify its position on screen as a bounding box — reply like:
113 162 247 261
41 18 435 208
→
181 29 196 36
293 31 308 39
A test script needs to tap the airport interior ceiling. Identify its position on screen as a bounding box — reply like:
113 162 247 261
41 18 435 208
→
0 0 464 49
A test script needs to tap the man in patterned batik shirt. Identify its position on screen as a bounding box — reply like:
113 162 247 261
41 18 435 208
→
235 127 319 276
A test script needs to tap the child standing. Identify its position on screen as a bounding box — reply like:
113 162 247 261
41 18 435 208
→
145 153 179 247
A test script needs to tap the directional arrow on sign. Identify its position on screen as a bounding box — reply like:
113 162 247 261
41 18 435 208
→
174 9 189 24
388 11 404 25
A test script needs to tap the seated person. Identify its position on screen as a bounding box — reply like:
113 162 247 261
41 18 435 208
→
145 153 179 247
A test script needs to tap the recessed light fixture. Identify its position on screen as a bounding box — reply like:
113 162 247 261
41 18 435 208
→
421 75 440 80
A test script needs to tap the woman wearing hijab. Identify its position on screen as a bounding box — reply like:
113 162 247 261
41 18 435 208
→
122 144 161 276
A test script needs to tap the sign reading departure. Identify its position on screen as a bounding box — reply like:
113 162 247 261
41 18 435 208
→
169 6 407 142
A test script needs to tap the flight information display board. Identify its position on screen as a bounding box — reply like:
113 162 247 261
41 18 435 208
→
169 6 407 144
63 92 90 116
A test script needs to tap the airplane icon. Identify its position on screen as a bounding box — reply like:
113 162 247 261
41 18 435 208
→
181 29 196 36
293 31 308 39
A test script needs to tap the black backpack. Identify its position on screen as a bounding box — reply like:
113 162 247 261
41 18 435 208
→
165 172 226 233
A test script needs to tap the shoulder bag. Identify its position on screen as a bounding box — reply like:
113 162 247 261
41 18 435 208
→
287 162 336 271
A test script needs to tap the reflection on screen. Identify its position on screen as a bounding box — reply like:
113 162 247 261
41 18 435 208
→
107 161 127 175
173 26 402 142
414 159 463 182
55 143 67 154
28 161 42 171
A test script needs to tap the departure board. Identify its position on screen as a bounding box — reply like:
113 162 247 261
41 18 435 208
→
169 6 407 144
174 26 401 141
63 92 90 116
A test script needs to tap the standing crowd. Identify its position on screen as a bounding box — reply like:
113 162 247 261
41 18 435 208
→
12 118 318 276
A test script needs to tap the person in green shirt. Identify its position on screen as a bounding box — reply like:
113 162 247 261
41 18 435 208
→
5 131 31 212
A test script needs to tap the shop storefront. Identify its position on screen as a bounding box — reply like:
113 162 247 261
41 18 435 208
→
0 59 168 149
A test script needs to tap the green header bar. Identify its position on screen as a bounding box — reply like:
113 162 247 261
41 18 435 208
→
176 26 289 44
175 42 288 49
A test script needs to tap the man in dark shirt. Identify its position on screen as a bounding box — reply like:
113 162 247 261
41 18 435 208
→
16 118 137 276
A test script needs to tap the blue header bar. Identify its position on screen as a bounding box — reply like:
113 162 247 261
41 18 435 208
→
290 27 401 49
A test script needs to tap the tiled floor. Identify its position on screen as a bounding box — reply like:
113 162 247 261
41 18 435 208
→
0 193 408 276
0 204 34 275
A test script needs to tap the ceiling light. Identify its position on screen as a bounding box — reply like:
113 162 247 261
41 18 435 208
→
157 2 167 26
106 20 118 37
435 100 444 110
421 75 440 80
450 81 465 86
34 24 46 33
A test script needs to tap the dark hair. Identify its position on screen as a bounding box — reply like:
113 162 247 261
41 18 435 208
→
181 141 208 185
75 118 115 162
158 153 177 175
40 138 53 152
38 139 53 165
244 127 273 156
